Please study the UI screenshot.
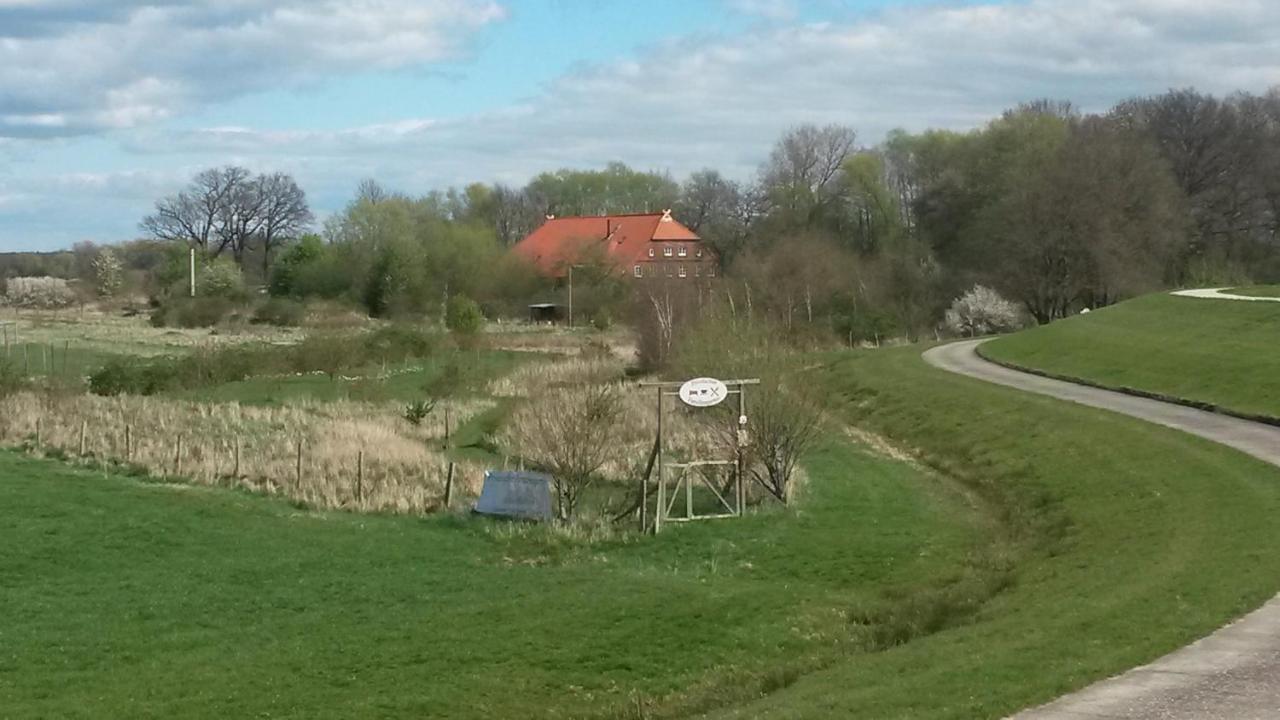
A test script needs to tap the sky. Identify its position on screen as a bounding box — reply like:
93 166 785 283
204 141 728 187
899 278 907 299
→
2 0 1279 251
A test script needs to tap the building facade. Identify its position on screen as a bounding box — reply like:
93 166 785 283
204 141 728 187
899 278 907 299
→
511 210 719 281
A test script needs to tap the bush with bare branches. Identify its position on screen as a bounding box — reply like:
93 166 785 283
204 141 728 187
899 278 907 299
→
505 383 625 520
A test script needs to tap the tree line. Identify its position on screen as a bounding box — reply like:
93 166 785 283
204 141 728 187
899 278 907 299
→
7 87 1278 338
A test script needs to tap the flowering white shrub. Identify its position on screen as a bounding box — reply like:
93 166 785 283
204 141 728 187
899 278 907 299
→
93 249 124 298
3 276 76 309
944 285 1022 337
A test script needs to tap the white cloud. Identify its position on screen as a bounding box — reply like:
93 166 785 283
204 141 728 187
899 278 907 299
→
0 0 506 138
129 0 1280 180
7 0 1280 250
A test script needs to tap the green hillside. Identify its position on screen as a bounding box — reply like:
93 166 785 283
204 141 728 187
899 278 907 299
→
983 292 1280 418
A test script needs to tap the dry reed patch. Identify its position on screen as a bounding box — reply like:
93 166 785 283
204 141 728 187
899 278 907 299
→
488 356 627 397
0 392 485 514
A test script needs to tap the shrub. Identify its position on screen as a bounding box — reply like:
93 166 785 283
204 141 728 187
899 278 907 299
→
151 296 235 328
403 399 437 426
253 298 306 327
92 249 124 298
445 295 484 336
944 285 1023 337
3 276 76 309
200 258 248 300
0 358 24 397
506 383 625 520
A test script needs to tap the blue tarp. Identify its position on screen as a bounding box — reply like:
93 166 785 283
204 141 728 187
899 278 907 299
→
474 471 554 521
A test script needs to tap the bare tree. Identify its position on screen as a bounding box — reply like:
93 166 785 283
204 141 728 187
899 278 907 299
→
142 167 310 273
255 172 313 277
215 167 263 263
759 124 857 229
141 167 245 255
742 381 821 505
506 384 625 520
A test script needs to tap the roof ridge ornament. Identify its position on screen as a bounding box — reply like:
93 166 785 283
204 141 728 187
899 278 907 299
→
660 208 673 222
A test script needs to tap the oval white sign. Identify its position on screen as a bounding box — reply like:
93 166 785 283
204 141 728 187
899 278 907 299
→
678 377 728 408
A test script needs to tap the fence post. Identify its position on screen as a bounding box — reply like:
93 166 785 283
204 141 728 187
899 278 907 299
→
34 418 40 449
443 408 454 508
233 437 241 478
175 434 183 475
63 340 70 376
295 439 303 489
356 450 364 504
125 425 132 462
78 420 87 456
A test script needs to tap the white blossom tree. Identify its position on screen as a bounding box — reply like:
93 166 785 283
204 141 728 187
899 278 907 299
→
944 285 1022 337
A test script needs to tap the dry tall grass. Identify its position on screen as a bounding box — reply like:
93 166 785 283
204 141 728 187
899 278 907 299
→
0 392 490 514
488 356 627 397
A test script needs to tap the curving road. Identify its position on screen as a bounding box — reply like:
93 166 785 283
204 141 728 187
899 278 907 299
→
924 340 1280 720
1172 288 1280 303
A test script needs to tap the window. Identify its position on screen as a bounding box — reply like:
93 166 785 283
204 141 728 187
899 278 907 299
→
695 266 702 278
648 247 655 258
663 246 673 257
666 264 673 277
678 265 687 278
677 245 687 257
708 266 717 278
696 248 703 258
633 265 642 278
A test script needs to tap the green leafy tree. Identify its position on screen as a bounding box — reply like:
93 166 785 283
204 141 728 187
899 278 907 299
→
445 295 484 336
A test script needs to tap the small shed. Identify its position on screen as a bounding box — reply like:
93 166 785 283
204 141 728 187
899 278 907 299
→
527 303 562 324
474 471 554 521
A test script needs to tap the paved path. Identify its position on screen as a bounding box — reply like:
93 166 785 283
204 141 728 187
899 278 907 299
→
923 340 1280 720
1171 288 1280 303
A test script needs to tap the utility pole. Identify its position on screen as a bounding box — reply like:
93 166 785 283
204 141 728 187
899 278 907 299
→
189 246 196 298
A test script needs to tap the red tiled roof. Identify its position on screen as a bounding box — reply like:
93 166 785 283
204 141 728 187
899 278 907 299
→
512 211 702 276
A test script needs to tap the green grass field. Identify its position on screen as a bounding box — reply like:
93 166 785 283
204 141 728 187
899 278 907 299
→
0 430 987 718
8 341 1280 717
171 349 532 406
982 292 1280 418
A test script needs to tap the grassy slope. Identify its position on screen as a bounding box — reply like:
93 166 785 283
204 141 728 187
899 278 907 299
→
708 346 1280 718
0 436 984 719
982 293 1280 418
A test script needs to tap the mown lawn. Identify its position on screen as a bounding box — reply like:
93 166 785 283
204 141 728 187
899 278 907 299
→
706 346 1280 718
0 431 985 719
982 292 1280 417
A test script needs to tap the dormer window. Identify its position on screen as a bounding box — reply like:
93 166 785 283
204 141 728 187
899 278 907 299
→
663 246 673 258
648 247 655 258
677 246 687 257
